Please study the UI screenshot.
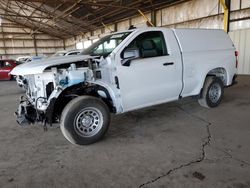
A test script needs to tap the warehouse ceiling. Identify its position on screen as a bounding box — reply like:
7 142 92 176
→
0 0 187 39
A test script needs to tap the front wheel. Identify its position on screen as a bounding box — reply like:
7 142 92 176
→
60 96 110 145
198 76 224 108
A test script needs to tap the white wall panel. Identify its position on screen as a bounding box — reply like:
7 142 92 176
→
0 49 5 54
242 0 250 9
2 27 31 33
230 20 250 31
162 0 218 26
229 29 250 75
156 10 162 26
6 48 35 54
0 41 5 47
117 20 129 31
36 40 63 47
65 45 75 50
5 40 33 48
35 34 57 39
131 15 144 26
64 34 76 49
171 15 223 29
85 32 91 38
231 9 250 21
104 24 115 33
131 13 151 27
38 47 64 54
93 29 102 36
231 0 240 11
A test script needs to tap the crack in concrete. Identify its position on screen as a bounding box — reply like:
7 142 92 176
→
109 103 198 138
139 106 212 187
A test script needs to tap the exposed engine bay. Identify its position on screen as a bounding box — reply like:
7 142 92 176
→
14 57 111 127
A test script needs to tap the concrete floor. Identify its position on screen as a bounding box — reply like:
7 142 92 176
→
0 76 250 188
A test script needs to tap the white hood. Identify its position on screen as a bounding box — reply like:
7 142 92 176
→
11 55 93 75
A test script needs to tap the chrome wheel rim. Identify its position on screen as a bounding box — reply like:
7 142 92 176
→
208 83 221 103
74 107 103 137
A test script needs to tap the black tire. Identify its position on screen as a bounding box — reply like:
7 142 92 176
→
198 76 224 108
60 96 110 145
9 75 14 81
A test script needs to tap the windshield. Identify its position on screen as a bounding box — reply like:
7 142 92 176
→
82 32 132 57
53 52 66 57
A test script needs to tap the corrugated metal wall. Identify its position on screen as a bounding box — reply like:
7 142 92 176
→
0 19 65 59
229 29 250 75
67 0 250 44
156 0 250 30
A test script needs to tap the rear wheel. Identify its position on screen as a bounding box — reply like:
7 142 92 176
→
198 76 224 108
60 96 110 145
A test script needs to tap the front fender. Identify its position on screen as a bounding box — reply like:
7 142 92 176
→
90 80 122 113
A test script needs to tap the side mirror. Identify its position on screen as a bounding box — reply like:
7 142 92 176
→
121 48 140 66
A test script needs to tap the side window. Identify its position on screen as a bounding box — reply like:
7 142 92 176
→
126 31 168 58
4 62 12 67
68 52 79 55
26 58 31 62
0 61 3 68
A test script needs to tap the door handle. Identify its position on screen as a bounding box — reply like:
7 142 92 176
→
163 62 174 66
114 76 120 89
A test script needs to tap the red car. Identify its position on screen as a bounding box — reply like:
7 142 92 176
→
0 60 20 80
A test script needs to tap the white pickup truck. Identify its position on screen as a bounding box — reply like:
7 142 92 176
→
11 27 238 145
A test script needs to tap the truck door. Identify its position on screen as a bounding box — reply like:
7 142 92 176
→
115 30 183 112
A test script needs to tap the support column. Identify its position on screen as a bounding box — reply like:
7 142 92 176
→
114 22 118 32
63 39 66 50
0 25 7 57
151 9 157 27
33 33 38 56
220 0 231 33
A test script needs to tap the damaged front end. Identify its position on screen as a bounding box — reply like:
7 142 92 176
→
12 57 99 127
15 95 57 126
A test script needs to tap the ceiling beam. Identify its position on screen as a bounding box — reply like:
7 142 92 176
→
21 1 96 33
0 0 76 37
0 13 52 19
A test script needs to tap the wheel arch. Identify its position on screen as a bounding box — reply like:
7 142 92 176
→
51 82 118 123
198 76 224 108
198 67 227 98
206 67 228 86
